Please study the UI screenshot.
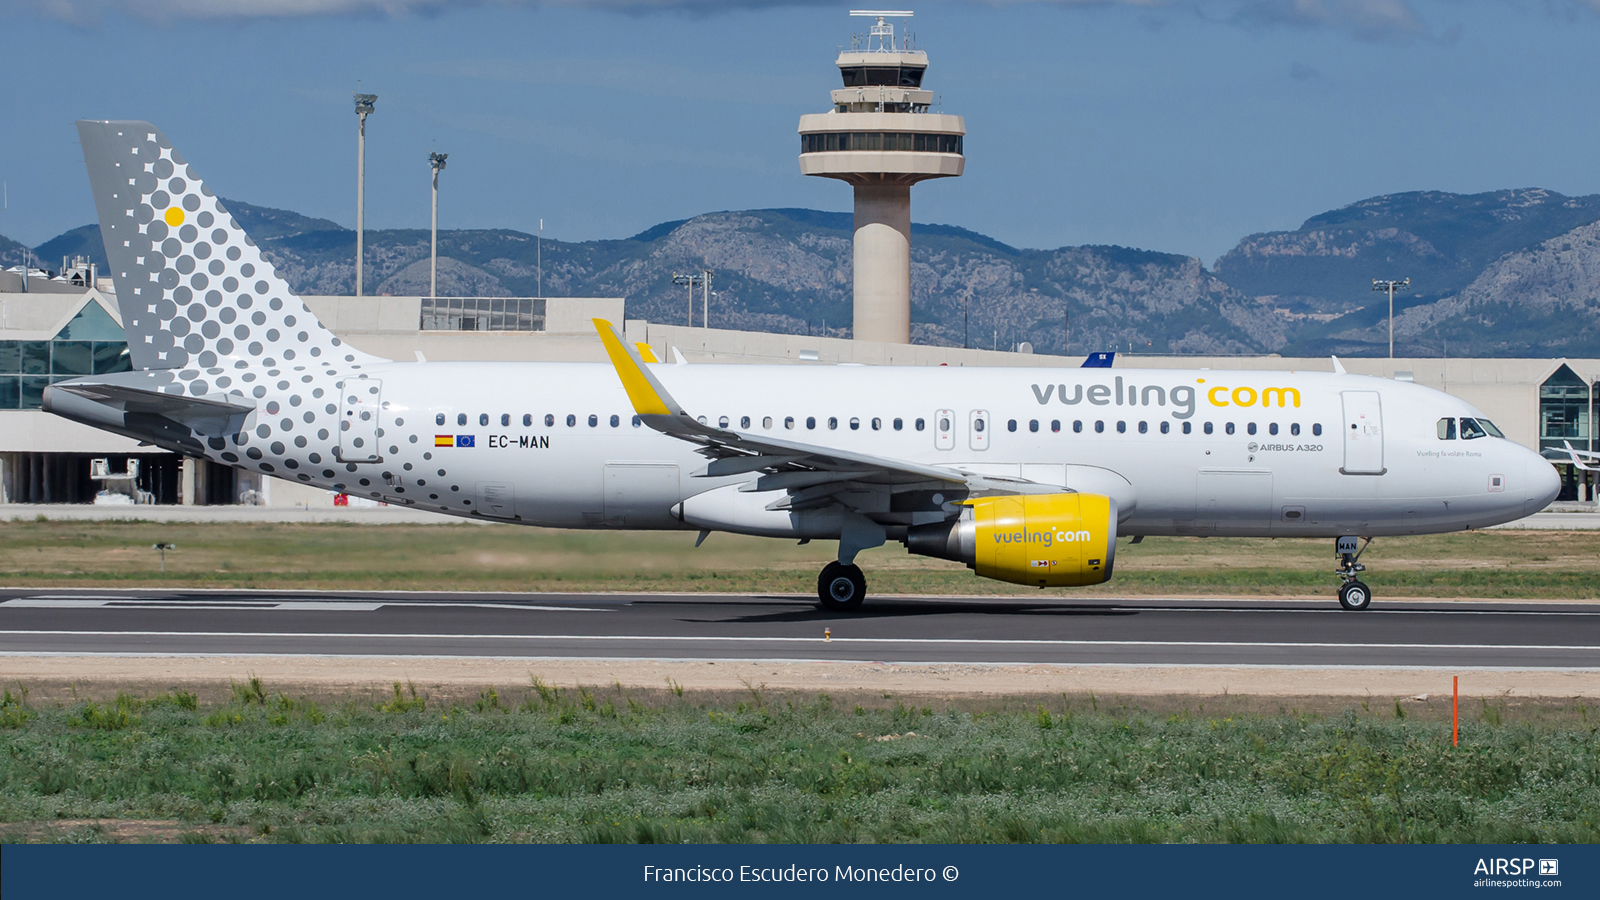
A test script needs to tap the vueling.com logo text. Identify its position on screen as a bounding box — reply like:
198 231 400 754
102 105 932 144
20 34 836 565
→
1201 379 1301 409
994 529 1093 547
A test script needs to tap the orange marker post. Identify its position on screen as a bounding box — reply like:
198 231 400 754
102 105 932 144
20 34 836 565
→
1452 676 1459 747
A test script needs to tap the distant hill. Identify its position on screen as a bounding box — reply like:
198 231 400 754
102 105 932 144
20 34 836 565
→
0 232 29 268
11 187 1600 356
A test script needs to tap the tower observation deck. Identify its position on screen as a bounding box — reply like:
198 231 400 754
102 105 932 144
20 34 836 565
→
798 10 964 344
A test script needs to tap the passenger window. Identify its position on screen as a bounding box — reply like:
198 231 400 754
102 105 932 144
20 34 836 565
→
1095 421 1104 434
436 413 445 426
1460 418 1488 440
457 413 467 427
1182 422 1191 434
1138 421 1148 434
1268 423 1278 436
938 416 950 432
1225 423 1236 435
566 414 576 427
1204 422 1214 435
763 417 773 429
501 414 510 427
807 417 817 429
1029 419 1039 433
915 418 926 431
1247 422 1257 435
1312 423 1322 436
718 416 729 428
1007 419 1018 432
479 414 489 426
1116 421 1126 433
697 416 707 425
522 414 532 427
785 416 795 429
828 417 838 430
1073 420 1083 433
545 414 555 427
1160 421 1170 434
740 416 751 429
610 415 620 427
632 415 642 427
849 417 860 430
1437 417 1457 440
588 414 598 427
893 418 903 431
1290 423 1300 436
871 417 881 430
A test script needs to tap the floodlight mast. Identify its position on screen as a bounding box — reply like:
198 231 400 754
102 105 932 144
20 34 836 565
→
1373 278 1410 359
429 151 448 299
353 93 377 297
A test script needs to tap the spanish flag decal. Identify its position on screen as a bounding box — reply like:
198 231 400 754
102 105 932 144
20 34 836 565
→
434 435 453 447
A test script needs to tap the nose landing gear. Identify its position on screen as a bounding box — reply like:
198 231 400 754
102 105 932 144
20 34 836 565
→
1335 535 1373 611
817 561 867 612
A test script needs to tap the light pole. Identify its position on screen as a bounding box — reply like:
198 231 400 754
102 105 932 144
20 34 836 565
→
428 152 448 299
353 92 377 297
1373 278 1409 359
672 272 706 326
700 268 714 329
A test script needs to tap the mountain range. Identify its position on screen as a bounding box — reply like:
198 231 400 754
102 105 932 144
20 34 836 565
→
12 187 1600 357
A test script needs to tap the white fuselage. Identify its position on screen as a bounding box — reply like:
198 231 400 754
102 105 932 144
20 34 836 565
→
265 360 1556 539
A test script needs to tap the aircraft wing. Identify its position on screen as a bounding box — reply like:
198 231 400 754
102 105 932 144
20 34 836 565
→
593 320 1053 511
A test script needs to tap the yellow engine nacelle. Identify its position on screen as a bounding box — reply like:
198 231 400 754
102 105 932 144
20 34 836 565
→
905 492 1118 587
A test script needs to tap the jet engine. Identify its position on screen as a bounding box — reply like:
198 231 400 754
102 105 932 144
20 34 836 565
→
905 493 1118 587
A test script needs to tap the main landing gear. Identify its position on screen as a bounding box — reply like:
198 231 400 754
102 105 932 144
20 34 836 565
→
1335 535 1373 611
817 561 867 612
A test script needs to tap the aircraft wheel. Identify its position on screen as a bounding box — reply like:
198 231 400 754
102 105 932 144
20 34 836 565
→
817 562 867 612
1338 580 1372 611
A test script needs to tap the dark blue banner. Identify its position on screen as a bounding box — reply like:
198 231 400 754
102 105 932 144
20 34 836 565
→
2 844 1593 899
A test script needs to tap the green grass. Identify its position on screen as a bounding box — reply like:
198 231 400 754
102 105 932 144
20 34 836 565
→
0 520 1597 598
1 681 1597 843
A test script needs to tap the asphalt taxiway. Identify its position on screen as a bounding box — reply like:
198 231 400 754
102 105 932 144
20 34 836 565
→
1 588 1596 669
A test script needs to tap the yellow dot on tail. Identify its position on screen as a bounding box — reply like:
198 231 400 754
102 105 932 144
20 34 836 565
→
164 207 184 227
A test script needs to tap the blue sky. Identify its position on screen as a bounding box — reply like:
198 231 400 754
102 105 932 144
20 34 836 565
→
2 0 1598 265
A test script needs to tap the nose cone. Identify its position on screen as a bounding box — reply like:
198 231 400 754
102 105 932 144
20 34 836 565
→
1525 454 1561 516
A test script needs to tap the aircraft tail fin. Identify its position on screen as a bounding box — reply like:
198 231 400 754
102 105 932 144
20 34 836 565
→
1081 352 1115 368
76 120 381 371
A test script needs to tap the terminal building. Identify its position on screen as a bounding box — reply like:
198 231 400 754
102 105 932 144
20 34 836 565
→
2 285 1595 507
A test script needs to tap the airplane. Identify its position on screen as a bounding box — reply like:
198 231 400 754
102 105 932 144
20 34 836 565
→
46 120 1562 612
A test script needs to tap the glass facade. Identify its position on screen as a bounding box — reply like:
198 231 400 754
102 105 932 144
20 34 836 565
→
1540 365 1591 453
801 132 963 155
0 301 131 410
839 65 925 88
420 297 547 332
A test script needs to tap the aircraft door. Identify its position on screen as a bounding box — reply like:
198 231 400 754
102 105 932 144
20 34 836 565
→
934 410 955 450
337 377 383 463
1340 391 1385 475
969 409 990 451
604 463 681 528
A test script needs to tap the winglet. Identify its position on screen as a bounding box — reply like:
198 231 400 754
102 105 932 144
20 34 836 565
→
635 343 660 363
1330 355 1347 375
594 319 680 417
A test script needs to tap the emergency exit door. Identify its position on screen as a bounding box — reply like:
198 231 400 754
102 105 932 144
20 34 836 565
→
1340 390 1384 475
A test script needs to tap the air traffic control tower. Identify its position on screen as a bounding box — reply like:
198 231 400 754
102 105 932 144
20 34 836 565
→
798 10 964 344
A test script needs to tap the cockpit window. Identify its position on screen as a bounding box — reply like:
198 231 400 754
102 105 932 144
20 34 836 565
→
1437 417 1456 440
1459 418 1488 440
1478 419 1504 438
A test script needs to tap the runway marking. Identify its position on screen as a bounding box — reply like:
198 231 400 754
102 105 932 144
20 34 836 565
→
1 630 1597 653
1 595 604 608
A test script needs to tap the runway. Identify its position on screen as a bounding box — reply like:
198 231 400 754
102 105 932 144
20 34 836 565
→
1 588 1598 669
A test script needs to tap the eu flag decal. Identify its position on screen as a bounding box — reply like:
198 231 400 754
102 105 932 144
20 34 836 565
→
456 435 476 448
